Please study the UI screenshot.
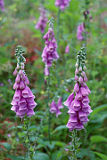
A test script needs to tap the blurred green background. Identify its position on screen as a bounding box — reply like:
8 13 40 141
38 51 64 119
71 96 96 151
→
0 0 107 159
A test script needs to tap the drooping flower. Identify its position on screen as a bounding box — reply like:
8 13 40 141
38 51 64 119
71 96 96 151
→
35 6 48 33
55 0 71 11
11 46 37 118
0 0 4 11
64 46 92 131
77 23 85 41
50 97 64 117
42 27 59 75
65 45 69 54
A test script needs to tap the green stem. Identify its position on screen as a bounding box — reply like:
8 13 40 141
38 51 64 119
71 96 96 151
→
26 121 30 159
64 54 67 82
41 32 44 52
83 0 90 47
46 73 52 160
98 0 102 42
14 116 18 156
57 8 61 48
72 130 77 160
47 73 51 144
23 118 32 160
69 130 79 160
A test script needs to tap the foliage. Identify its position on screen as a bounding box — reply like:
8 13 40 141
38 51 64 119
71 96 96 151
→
0 0 107 159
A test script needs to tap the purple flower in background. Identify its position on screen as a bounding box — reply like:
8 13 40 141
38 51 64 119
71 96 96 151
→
55 0 71 11
0 0 5 12
64 47 92 131
77 23 85 41
0 82 4 86
11 70 37 118
65 45 70 54
8 79 12 86
7 134 11 138
35 7 48 33
50 97 64 117
42 27 59 75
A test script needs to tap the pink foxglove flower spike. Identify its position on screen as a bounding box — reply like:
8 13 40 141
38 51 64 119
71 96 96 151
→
11 46 37 118
35 6 48 33
42 18 59 76
55 0 71 11
64 46 92 131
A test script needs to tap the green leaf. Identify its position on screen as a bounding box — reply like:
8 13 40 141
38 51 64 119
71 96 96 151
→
52 125 67 134
90 104 107 118
0 143 11 150
33 152 49 160
94 152 107 160
90 135 107 143
28 125 39 131
37 138 66 150
18 131 27 137
91 112 107 123
52 151 64 160
77 149 95 160
55 141 66 147
7 155 24 160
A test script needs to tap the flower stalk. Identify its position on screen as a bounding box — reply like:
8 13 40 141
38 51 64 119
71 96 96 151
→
42 17 59 148
57 8 61 47
70 130 80 160
47 72 51 143
11 46 37 159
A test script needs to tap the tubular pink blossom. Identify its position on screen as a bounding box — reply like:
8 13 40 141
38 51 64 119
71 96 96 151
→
11 70 37 118
64 93 74 108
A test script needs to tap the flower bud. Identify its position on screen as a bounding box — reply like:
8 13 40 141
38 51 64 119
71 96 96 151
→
83 66 87 70
79 66 82 72
21 63 24 69
75 63 78 68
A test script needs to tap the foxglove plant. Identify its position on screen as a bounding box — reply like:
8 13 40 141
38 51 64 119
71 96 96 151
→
55 0 71 11
42 19 59 76
35 6 48 34
42 19 60 145
50 97 63 117
64 46 92 131
11 46 37 118
0 0 4 11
